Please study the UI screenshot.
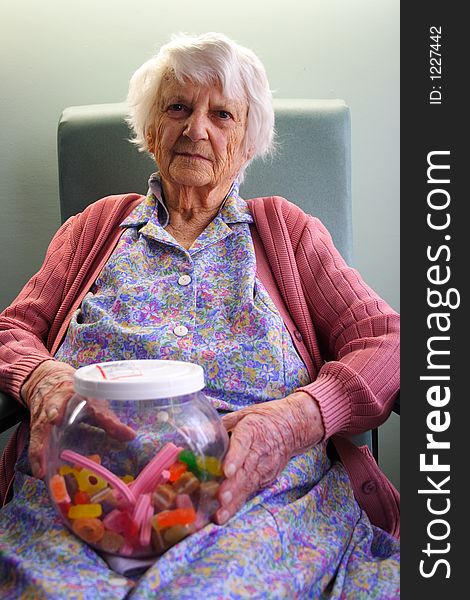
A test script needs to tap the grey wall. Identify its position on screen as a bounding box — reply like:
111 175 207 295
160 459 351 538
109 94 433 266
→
0 0 400 488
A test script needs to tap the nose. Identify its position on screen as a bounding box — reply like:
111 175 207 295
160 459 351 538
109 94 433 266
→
183 111 209 142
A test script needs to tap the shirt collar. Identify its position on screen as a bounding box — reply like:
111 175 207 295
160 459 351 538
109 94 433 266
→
120 173 253 229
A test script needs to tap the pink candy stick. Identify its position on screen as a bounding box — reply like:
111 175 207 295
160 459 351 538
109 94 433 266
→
133 493 150 529
60 449 136 506
140 503 154 547
129 443 181 497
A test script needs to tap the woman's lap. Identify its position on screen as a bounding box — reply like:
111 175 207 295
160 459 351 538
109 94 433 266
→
0 447 399 599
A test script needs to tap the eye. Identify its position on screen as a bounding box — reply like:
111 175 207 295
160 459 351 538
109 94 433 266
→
167 103 189 115
215 110 233 120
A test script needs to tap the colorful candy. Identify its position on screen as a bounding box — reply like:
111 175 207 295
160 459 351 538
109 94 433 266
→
197 456 223 477
68 503 102 519
178 449 201 476
52 444 223 558
72 517 104 544
49 474 71 504
99 530 124 553
73 491 91 505
168 461 187 482
172 471 200 495
76 469 108 495
163 524 192 545
152 484 176 511
152 507 196 530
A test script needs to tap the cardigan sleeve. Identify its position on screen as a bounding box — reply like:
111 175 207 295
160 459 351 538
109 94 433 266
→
0 217 80 401
295 215 400 438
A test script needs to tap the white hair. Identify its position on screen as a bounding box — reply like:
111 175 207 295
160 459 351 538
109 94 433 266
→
126 32 275 182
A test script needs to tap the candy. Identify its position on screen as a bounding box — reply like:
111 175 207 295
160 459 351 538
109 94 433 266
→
175 494 194 510
99 530 124 553
168 461 187 482
178 449 201 476
196 456 223 477
199 480 220 499
172 471 200 495
152 507 196 530
90 488 117 515
120 474 134 484
140 503 154 547
151 484 176 511
49 474 71 504
58 501 72 519
72 517 104 544
133 494 151 531
196 480 221 524
68 503 102 519
56 443 223 558
103 509 138 540
87 454 101 465
73 491 91 505
163 524 192 545
59 465 76 476
151 527 166 554
75 468 108 495
63 472 79 498
89 487 117 505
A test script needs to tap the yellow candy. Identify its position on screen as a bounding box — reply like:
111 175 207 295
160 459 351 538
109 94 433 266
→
120 474 134 484
196 456 223 477
75 469 108 494
68 503 102 519
59 465 77 477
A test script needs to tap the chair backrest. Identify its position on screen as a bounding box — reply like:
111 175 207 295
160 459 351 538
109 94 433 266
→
57 99 352 263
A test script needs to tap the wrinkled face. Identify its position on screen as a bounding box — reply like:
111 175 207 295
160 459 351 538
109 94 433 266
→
148 75 252 192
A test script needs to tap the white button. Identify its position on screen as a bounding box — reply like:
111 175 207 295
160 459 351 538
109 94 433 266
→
178 274 192 286
173 325 189 337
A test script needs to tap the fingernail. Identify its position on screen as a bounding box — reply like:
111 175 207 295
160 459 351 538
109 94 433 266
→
225 463 236 477
219 510 229 523
46 406 58 421
221 490 232 505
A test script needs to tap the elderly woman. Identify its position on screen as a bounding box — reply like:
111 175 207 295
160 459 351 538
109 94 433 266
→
0 33 400 598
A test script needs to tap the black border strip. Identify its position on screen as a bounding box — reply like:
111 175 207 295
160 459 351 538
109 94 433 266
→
401 3 466 596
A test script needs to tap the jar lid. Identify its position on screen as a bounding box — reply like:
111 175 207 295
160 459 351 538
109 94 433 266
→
73 360 205 400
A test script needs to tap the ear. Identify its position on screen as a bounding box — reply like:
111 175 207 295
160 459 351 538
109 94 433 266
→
245 145 255 163
146 128 155 153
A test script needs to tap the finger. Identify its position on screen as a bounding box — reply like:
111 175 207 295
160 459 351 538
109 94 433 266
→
215 468 253 524
222 419 254 477
88 399 136 441
44 388 74 424
29 419 52 479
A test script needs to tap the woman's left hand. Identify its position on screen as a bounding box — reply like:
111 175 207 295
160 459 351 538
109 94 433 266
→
215 391 324 525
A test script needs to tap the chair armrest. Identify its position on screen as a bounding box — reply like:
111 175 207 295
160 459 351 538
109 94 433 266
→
0 391 28 432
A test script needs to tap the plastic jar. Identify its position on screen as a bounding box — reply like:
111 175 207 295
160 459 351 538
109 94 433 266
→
46 359 229 558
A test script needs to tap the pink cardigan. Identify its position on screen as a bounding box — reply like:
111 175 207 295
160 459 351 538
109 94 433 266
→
0 193 400 536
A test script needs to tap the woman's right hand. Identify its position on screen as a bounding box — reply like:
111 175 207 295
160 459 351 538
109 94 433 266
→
21 360 135 479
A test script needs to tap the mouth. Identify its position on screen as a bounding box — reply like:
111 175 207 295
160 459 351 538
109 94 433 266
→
175 152 212 162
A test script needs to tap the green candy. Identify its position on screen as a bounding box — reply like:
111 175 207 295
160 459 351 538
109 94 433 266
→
178 449 201 477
